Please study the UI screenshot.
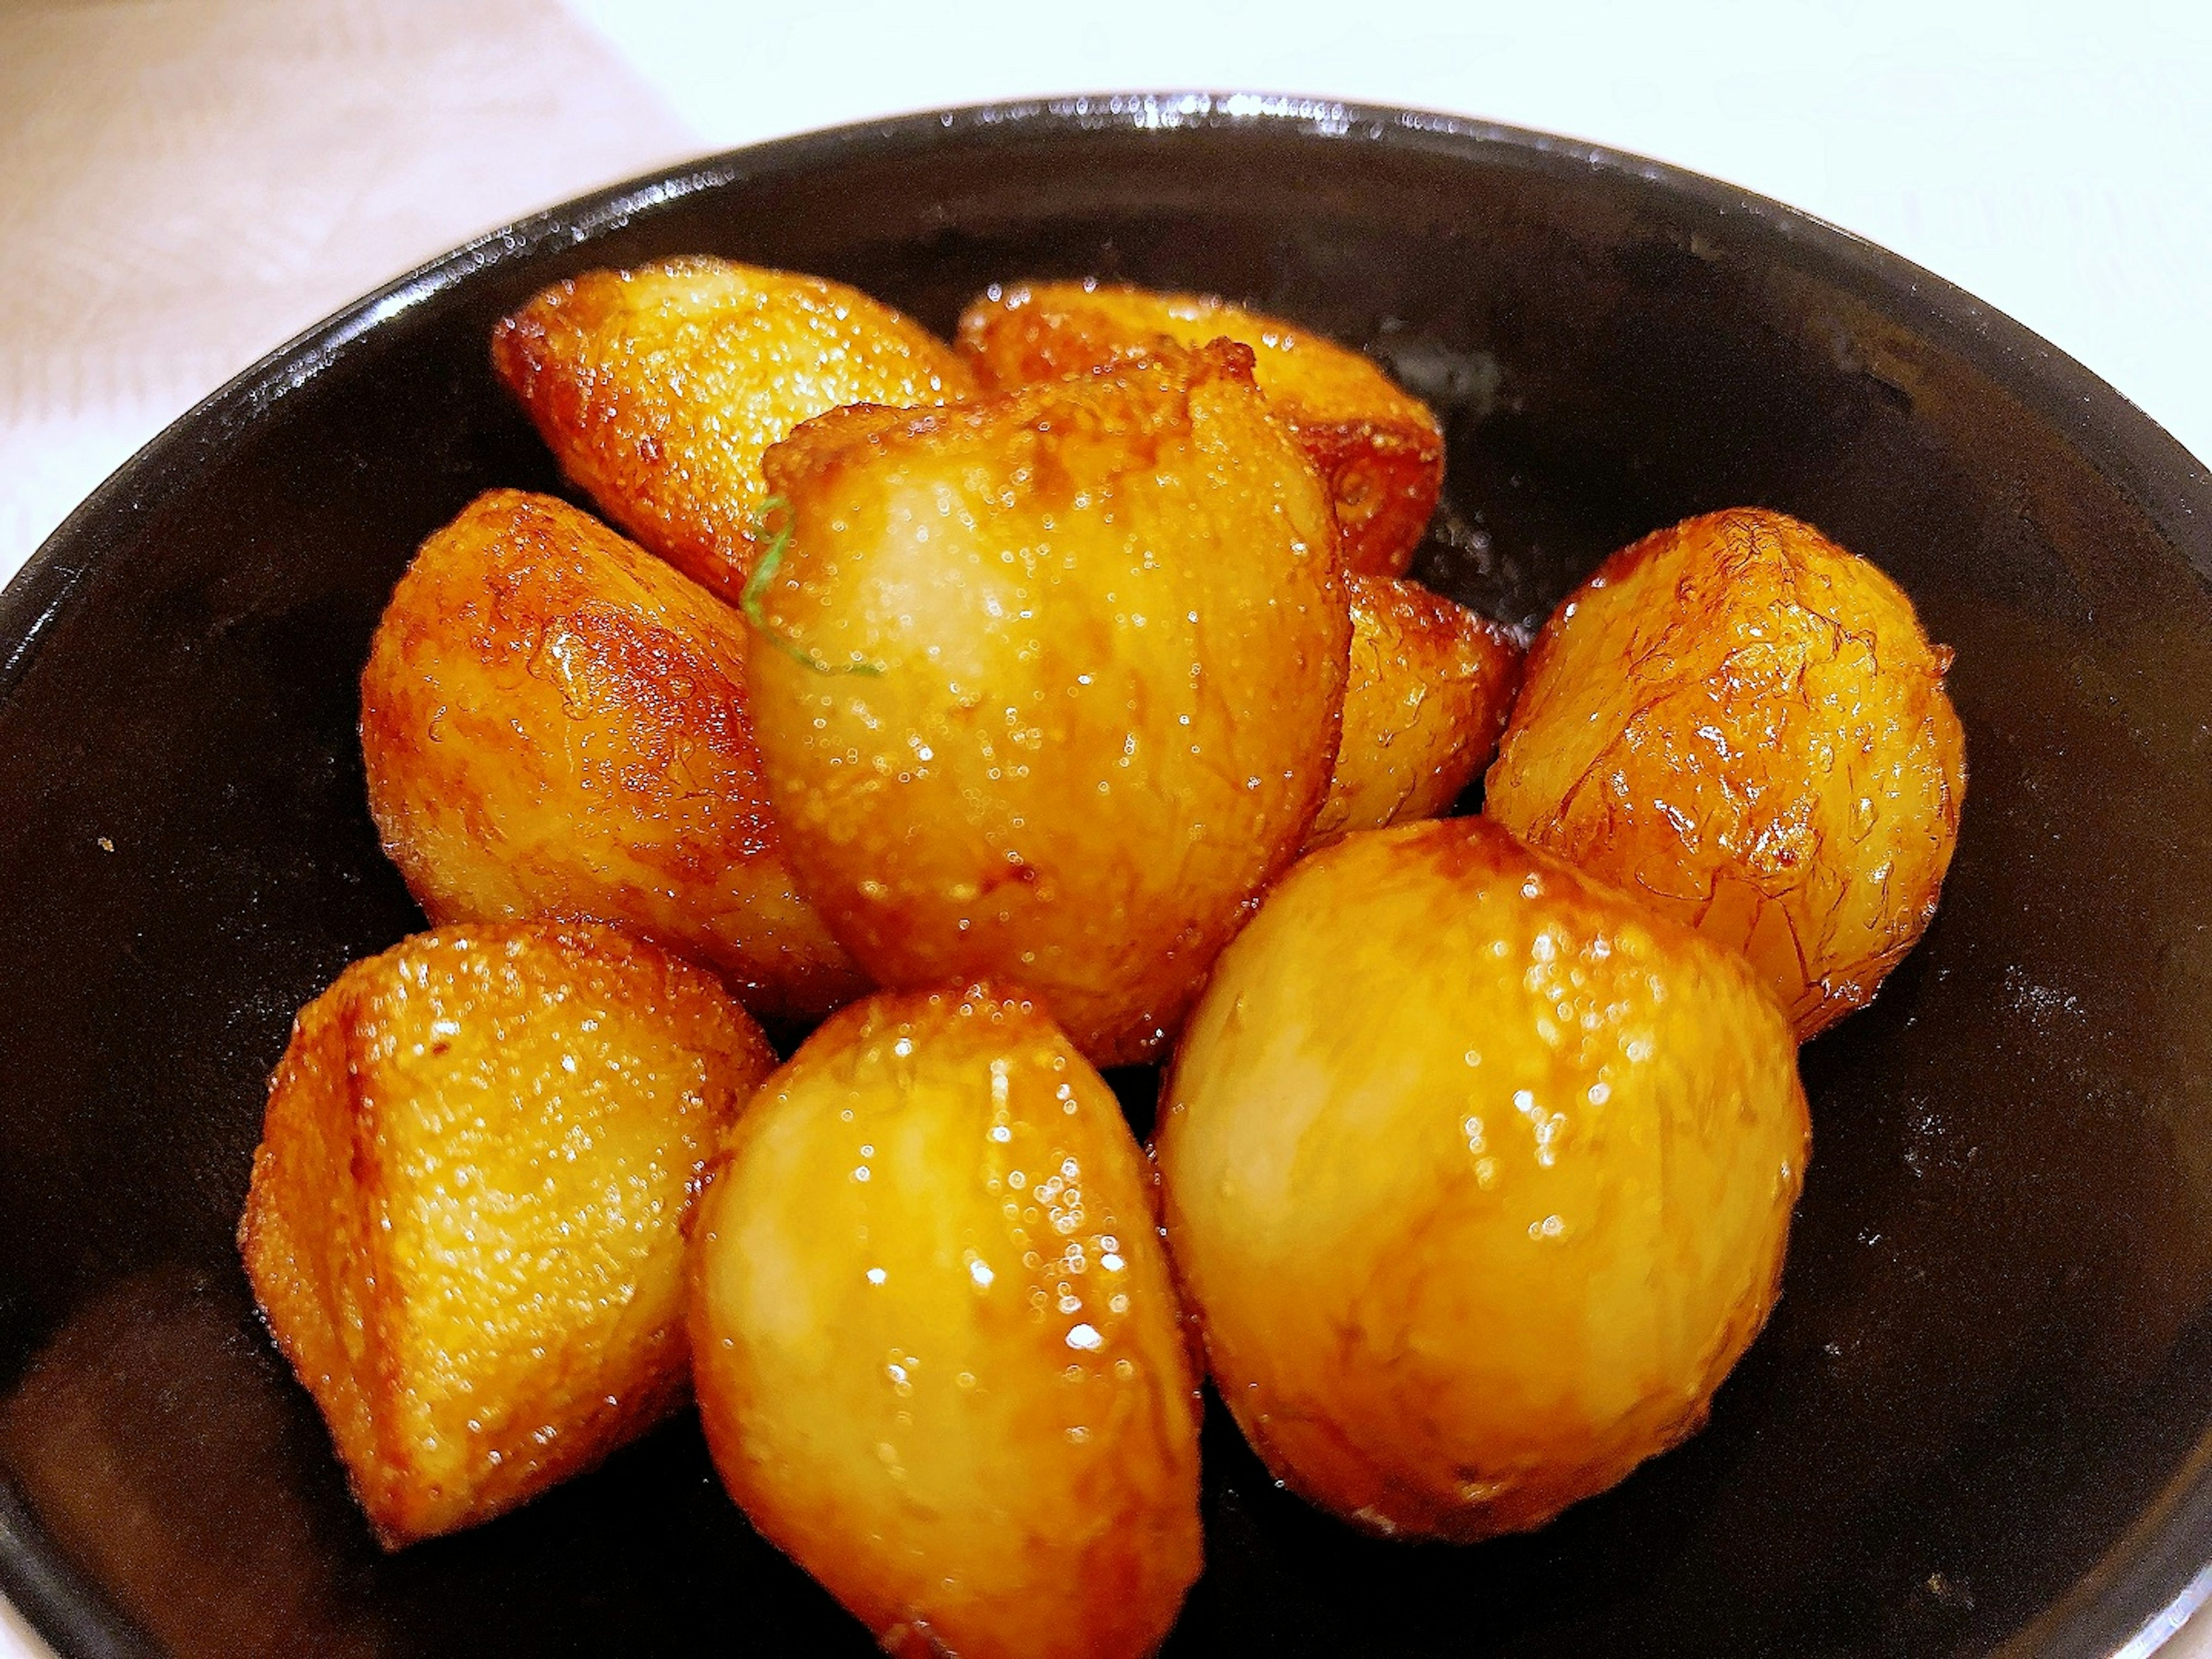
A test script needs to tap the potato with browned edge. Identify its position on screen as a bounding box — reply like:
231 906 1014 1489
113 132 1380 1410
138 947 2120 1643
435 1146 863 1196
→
960 281 1444 577
747 342 1350 1066
238 923 774 1548
493 257 976 600
1157 818 1808 1541
362 488 867 1021
1484 507 1965 1038
691 984 1202 1659
1308 574 1524 847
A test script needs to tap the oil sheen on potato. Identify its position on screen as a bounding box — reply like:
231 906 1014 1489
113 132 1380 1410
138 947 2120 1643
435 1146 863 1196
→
361 488 868 1021
690 984 1202 1659
1308 573 1524 846
746 342 1351 1066
959 280 1444 577
494 257 976 599
1484 507 1965 1037
238 923 774 1548
1157 818 1808 1541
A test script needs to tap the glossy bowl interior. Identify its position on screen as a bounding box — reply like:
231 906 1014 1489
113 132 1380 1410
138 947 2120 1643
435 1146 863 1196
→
3 96 2211 1659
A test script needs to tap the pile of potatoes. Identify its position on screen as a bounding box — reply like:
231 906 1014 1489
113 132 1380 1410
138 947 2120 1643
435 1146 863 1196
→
238 259 1964 1656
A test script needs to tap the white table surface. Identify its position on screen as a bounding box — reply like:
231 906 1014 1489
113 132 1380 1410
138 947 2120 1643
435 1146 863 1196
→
2 1 2209 1653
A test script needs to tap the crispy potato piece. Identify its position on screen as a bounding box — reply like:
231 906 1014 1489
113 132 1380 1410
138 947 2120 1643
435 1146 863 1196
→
691 984 1201 1659
959 280 1443 576
1308 574 1524 846
748 343 1350 1066
1157 819 1808 1541
493 257 976 599
1484 507 1966 1038
237 923 774 1548
361 488 868 1021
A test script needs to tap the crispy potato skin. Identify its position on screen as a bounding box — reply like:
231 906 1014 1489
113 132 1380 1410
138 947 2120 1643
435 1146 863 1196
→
361 488 868 1020
1309 574 1524 846
959 282 1443 577
492 258 976 599
748 344 1351 1066
1157 819 1808 1541
690 984 1202 1659
237 923 775 1548
1483 507 1966 1038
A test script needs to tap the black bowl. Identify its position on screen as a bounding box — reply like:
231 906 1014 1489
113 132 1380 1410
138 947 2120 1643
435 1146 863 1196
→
4 94 2211 1659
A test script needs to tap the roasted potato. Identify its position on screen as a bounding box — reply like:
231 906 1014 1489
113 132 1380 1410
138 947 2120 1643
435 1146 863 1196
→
237 923 774 1547
361 488 868 1021
747 342 1350 1066
493 257 976 599
1308 574 1524 847
959 280 1444 577
1156 818 1808 1541
691 984 1202 1659
1483 507 1965 1037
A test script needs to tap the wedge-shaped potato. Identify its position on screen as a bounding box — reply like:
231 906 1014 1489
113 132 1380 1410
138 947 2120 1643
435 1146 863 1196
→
1157 819 1808 1541
362 488 867 1021
493 257 976 598
748 343 1350 1066
691 984 1202 1659
1308 574 1524 846
237 923 774 1548
959 280 1443 577
1485 507 1966 1038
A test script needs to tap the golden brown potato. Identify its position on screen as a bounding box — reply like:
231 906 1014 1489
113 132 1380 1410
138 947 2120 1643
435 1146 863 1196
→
237 923 774 1548
690 984 1201 1659
1157 817 1808 1542
959 280 1444 577
747 342 1350 1066
1308 574 1524 846
1483 507 1966 1038
493 257 976 600
361 488 868 1021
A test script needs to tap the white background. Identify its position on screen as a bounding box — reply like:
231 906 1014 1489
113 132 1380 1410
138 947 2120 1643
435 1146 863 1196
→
3 0 2210 1653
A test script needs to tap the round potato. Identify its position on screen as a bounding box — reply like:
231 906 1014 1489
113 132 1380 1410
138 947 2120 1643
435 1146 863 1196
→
239 922 774 1547
1308 573 1524 847
691 984 1202 1659
493 257 976 599
959 280 1443 577
1483 507 1966 1037
747 342 1350 1065
361 488 867 1021
1156 817 1808 1541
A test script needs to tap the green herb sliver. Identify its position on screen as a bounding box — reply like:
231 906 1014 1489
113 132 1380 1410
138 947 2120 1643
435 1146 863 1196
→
740 496 885 676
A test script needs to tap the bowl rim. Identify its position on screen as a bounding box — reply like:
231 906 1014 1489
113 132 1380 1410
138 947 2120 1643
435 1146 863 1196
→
2 91 2208 1659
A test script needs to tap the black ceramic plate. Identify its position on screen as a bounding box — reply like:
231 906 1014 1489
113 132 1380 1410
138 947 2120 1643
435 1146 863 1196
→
3 94 2211 1659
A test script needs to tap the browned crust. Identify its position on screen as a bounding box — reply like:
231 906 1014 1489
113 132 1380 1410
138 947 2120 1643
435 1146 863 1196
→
240 923 775 1547
752 343 1347 1066
1491 507 1966 1037
359 488 868 1019
1312 574 1525 843
958 282 1441 577
493 257 976 599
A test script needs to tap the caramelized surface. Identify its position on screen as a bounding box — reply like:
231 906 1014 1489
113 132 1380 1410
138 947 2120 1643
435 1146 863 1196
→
1484 507 1966 1037
237 923 774 1547
361 488 866 1020
1309 574 1524 846
748 343 1350 1065
690 985 1201 1659
959 280 1444 577
1157 819 1807 1540
493 257 976 599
